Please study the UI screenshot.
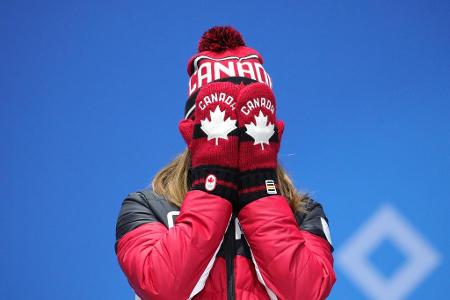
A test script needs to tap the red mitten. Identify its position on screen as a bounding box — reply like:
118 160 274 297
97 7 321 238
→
179 81 241 202
236 82 284 211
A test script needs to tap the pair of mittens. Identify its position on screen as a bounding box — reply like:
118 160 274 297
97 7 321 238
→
179 81 283 211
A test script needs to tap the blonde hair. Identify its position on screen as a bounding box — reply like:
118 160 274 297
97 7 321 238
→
152 149 309 213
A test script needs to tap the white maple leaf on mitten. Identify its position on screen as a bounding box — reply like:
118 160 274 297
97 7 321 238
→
245 110 275 150
201 106 237 145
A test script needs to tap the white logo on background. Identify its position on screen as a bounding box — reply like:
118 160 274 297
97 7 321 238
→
337 204 441 300
167 211 180 228
205 174 217 191
201 106 236 146
265 179 277 194
245 111 275 150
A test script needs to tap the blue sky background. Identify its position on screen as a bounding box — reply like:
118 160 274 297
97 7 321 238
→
1 1 449 299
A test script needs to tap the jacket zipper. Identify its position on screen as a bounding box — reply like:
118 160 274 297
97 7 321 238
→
226 215 235 300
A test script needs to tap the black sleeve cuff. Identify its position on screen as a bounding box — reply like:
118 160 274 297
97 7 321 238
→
190 165 238 203
236 169 279 212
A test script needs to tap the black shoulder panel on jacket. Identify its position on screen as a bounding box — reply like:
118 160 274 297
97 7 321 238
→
115 191 156 242
115 189 180 253
295 198 333 251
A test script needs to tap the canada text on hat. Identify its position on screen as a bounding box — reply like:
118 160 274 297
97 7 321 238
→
185 26 272 119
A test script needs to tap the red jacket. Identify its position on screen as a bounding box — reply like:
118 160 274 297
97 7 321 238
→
115 188 335 300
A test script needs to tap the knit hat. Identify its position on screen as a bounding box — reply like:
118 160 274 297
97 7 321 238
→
184 26 272 119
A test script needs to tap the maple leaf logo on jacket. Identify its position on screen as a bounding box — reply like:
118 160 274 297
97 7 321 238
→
245 110 275 149
200 106 237 145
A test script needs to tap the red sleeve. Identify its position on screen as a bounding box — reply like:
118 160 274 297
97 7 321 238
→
116 190 232 300
238 195 336 300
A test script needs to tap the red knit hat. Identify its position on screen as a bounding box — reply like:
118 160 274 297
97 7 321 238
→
184 26 272 119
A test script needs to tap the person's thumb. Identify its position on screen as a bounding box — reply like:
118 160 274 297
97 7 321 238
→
276 120 285 142
178 119 194 146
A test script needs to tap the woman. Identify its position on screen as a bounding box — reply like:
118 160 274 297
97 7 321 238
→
115 26 336 300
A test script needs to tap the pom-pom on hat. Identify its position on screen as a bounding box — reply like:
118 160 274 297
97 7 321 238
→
184 26 272 119
198 26 245 52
